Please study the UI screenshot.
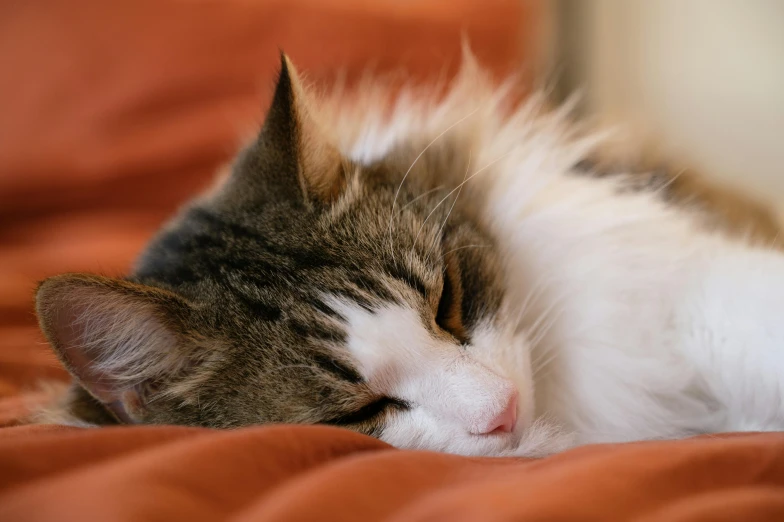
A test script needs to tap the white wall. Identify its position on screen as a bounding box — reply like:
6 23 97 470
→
572 0 784 209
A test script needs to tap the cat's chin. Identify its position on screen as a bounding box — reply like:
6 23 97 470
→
499 418 575 458
436 418 574 458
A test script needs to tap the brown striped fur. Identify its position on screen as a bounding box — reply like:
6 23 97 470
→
577 144 782 248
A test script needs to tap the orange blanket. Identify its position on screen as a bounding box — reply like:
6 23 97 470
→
1 426 783 521
2 1 784 521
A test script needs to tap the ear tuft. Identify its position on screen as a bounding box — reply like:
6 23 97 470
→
280 54 345 203
229 53 345 206
36 274 195 423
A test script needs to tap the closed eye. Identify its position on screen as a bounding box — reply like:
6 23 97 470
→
324 397 408 426
434 252 468 343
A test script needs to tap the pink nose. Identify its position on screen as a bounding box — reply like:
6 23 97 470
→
480 390 518 435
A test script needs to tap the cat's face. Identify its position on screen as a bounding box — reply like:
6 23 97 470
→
36 56 535 456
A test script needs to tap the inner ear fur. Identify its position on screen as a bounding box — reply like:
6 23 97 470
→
35 273 200 423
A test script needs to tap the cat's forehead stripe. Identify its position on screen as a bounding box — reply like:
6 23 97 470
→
385 263 429 298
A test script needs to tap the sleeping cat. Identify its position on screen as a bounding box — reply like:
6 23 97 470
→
35 52 784 457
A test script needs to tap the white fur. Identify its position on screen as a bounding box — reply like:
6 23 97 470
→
327 53 784 456
329 299 521 455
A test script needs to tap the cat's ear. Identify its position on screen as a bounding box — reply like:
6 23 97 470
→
35 274 198 423
234 53 344 205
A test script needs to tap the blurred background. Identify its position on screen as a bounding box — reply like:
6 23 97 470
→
553 0 784 216
0 0 782 421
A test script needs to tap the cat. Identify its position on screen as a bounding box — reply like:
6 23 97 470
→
34 52 784 457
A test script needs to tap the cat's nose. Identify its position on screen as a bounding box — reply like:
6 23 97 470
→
479 389 518 435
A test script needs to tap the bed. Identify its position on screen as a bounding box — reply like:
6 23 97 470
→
2 1 783 520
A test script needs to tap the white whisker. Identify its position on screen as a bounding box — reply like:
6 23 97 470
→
529 310 563 357
526 294 565 347
532 350 559 378
386 108 480 257
411 148 515 257
399 185 445 213
514 274 559 328
425 151 472 263
438 244 490 261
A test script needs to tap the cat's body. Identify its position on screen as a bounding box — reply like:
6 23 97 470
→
35 54 784 457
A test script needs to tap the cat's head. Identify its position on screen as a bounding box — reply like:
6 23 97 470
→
36 55 536 456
